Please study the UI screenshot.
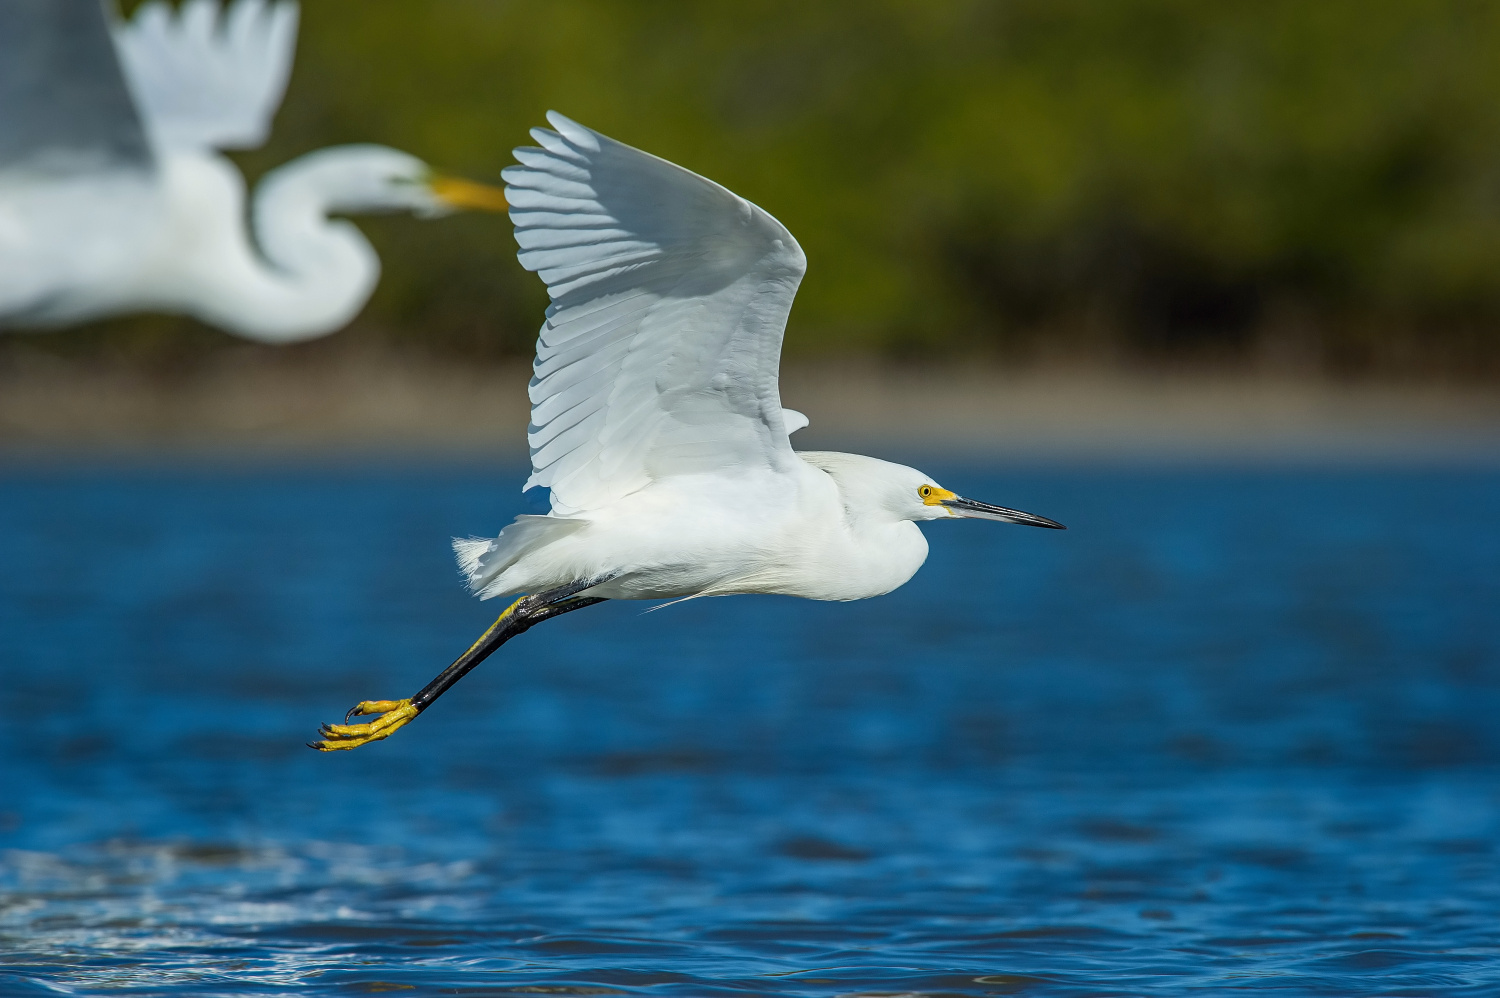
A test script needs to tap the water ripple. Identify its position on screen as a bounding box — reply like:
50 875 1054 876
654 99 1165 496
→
1 465 1498 995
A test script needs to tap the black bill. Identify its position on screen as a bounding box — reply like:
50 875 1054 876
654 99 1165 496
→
941 496 1067 529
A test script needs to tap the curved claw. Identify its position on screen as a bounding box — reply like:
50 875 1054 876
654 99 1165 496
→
309 698 418 751
343 699 406 724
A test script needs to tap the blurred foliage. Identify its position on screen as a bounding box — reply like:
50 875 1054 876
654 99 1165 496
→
27 0 1500 374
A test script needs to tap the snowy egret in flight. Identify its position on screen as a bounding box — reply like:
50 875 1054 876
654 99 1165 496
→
312 112 1064 751
0 0 507 342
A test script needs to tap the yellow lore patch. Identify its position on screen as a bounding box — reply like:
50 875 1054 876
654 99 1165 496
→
918 485 958 506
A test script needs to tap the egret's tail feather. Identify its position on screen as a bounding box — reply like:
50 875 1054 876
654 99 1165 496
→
452 536 494 578
453 515 587 599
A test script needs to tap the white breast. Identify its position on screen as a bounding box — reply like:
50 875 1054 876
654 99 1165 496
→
505 460 931 603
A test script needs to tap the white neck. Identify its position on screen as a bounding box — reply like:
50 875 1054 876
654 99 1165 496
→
162 151 381 343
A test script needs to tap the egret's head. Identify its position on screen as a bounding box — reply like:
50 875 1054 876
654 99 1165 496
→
287 145 508 218
907 479 1065 528
802 452 1066 529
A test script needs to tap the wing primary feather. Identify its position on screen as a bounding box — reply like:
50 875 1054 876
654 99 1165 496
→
534 323 642 381
511 147 591 178
527 388 610 450
529 128 584 159
529 409 608 473
544 111 602 151
516 226 637 251
539 288 656 332
530 349 635 426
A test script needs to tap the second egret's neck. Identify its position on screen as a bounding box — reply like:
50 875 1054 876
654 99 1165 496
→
157 149 382 343
253 149 392 280
245 150 386 340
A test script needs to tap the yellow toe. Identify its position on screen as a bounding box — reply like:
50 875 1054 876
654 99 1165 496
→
310 699 417 751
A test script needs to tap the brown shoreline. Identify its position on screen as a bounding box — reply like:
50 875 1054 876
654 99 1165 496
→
2 352 1498 462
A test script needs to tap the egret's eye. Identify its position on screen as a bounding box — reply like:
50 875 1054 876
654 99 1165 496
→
918 485 933 499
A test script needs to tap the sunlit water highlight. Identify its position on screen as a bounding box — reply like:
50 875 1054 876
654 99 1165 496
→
1 463 1498 996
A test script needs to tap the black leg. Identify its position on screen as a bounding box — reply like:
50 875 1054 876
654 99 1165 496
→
409 580 607 714
310 576 612 751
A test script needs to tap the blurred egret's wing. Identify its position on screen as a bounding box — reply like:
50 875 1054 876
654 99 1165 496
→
0 0 153 175
112 0 298 152
506 112 808 515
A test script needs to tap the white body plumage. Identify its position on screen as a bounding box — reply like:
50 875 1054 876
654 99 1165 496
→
459 452 938 602
453 114 1062 606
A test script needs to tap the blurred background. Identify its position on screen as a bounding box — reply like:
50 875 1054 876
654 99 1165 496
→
261 0 1500 373
5 0 1500 459
4 4 1500 996
29 0 1500 371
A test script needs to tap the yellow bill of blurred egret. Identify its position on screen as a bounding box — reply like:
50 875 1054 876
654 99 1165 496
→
0 0 507 342
312 112 1065 751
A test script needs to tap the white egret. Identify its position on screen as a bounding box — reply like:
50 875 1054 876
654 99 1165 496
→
313 112 1064 751
0 0 507 343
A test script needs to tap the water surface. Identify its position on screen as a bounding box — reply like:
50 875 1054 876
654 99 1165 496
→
1 462 1498 996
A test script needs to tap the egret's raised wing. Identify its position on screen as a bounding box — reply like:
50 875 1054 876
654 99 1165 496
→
505 112 808 515
112 0 298 152
0 0 153 176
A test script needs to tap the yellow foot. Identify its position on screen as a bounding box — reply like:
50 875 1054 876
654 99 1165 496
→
309 699 418 751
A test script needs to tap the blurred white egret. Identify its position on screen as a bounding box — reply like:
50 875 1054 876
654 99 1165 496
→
313 112 1064 751
0 0 507 343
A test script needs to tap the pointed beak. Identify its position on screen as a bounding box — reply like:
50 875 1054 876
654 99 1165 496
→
428 174 509 212
940 496 1066 529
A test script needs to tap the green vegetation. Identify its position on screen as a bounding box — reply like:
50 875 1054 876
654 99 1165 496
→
37 1 1500 374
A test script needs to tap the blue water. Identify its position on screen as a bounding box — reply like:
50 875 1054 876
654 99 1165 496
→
1 461 1498 996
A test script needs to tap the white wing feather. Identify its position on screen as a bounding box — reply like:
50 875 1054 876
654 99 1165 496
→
506 112 808 515
111 0 298 152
